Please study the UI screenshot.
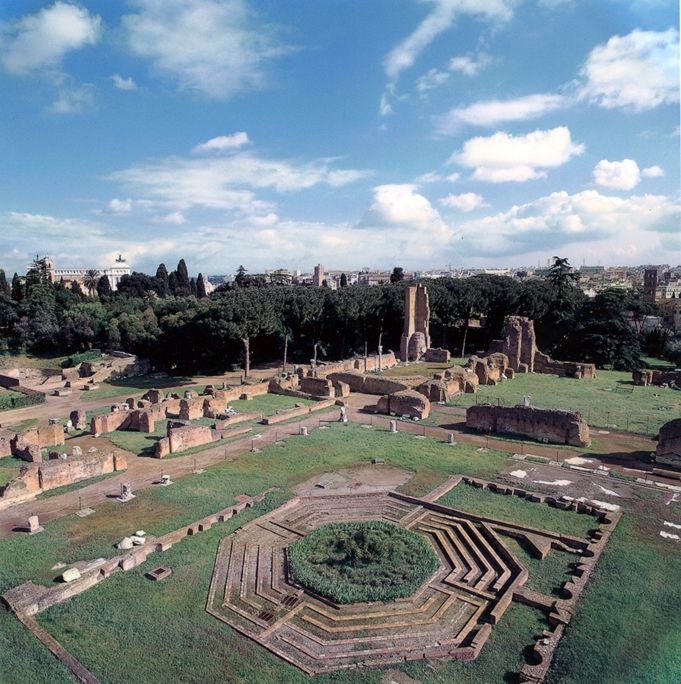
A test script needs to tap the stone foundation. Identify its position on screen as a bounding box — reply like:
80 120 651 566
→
633 368 681 387
326 372 409 395
376 389 431 420
656 418 681 470
466 404 590 447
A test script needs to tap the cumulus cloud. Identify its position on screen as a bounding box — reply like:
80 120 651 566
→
439 192 486 211
459 190 681 256
193 132 250 153
592 159 641 190
111 74 137 91
450 126 584 182
579 28 679 110
0 1 101 74
642 165 665 178
436 94 567 132
153 211 188 225
122 0 290 99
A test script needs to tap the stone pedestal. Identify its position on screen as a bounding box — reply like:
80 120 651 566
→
299 426 308 436
27 515 43 535
389 420 398 433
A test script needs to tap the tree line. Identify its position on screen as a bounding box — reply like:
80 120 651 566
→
0 256 669 374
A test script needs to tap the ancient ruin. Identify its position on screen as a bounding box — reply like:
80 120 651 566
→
0 449 127 505
655 418 681 470
484 317 596 379
399 285 450 363
466 404 591 447
376 389 431 420
633 368 681 387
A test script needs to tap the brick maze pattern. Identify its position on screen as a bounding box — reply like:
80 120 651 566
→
206 492 529 674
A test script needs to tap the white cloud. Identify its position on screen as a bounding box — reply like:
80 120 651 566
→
416 51 492 93
111 74 137 91
436 93 567 132
439 192 486 211
448 52 492 76
359 185 454 249
107 198 134 214
0 1 101 75
49 82 95 114
153 211 188 225
450 126 584 182
593 159 641 190
415 171 461 183
460 190 681 256
579 28 679 111
193 132 250 153
642 165 665 178
122 0 289 99
109 151 369 212
381 0 513 113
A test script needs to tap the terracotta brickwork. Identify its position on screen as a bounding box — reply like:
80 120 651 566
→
656 418 681 470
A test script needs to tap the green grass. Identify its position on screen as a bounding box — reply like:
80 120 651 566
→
35 494 547 684
79 375 196 402
381 360 456 378
0 352 70 370
547 509 681 684
447 368 681 435
0 456 26 487
0 607 72 684
0 424 508 596
289 521 439 603
436 482 597 539
4 417 39 433
502 536 576 596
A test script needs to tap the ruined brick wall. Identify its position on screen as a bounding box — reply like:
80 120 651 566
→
656 418 681 470
326 371 409 395
466 404 590 447
167 424 214 454
424 348 450 363
487 316 595 379
0 450 126 504
467 354 509 386
633 369 681 387
300 377 335 398
179 397 204 420
314 352 398 378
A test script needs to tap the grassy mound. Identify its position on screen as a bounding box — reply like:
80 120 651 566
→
289 520 439 604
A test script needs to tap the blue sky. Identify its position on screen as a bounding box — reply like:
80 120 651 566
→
0 0 678 276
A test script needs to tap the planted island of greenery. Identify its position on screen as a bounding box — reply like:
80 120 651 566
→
288 520 439 604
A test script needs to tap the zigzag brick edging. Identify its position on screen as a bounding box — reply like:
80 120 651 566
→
205 490 594 675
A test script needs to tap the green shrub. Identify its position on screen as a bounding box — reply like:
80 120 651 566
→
289 520 439 604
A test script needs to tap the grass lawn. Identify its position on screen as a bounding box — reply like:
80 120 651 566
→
0 352 70 370
0 423 509 595
447 368 680 436
79 375 197 402
0 456 26 487
547 507 681 684
36 496 547 684
436 481 597 539
502 536 577 596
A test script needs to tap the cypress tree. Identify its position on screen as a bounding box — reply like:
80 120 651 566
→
197 273 207 298
11 273 23 301
96 275 112 298
155 263 170 296
0 269 9 296
176 259 190 295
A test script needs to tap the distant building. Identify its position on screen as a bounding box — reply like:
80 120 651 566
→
313 264 325 287
44 254 131 291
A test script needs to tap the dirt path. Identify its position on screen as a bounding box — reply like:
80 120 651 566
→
0 409 338 537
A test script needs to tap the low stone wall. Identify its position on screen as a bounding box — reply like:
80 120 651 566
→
168 424 214 454
11 425 65 461
467 353 510 386
0 450 126 505
261 399 336 425
424 347 451 363
534 351 596 380
656 418 681 470
326 371 409 395
466 404 591 447
314 351 397 377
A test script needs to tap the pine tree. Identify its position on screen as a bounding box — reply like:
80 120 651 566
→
168 271 179 295
189 277 197 297
340 273 348 288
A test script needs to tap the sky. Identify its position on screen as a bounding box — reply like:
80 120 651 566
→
0 0 679 277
